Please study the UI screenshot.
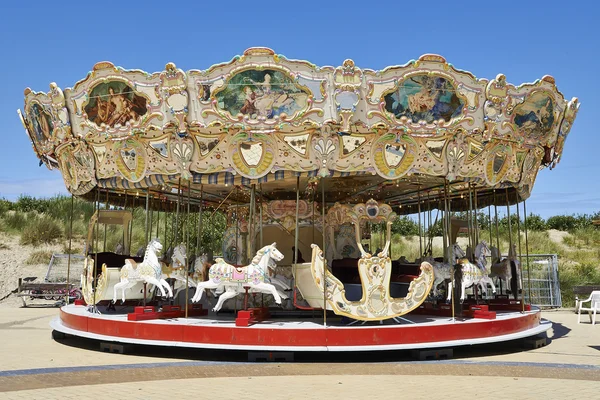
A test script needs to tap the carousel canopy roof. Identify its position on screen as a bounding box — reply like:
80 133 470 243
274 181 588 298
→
19 48 579 213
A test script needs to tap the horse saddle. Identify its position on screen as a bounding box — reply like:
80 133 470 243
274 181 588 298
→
231 267 247 282
126 259 138 269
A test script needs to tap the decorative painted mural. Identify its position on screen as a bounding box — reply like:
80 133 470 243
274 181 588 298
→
84 82 147 128
28 102 53 142
215 69 309 119
384 74 465 123
513 92 555 138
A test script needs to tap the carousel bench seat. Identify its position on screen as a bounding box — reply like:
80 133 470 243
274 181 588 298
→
88 252 143 269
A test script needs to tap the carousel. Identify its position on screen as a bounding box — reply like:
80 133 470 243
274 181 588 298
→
19 48 579 353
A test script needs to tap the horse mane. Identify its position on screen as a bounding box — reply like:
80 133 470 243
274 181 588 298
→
252 246 269 265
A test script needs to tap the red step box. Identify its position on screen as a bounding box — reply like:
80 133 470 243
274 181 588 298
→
465 304 496 319
127 305 182 321
235 307 271 327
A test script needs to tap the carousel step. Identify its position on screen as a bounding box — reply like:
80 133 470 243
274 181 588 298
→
248 351 294 362
410 348 453 361
100 342 130 354
523 335 547 349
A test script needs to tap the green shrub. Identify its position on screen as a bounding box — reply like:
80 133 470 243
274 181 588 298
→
524 214 547 231
20 216 63 245
0 199 12 216
25 250 53 265
1 212 26 232
391 216 420 236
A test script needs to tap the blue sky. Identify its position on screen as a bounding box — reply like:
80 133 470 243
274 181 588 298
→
0 0 597 218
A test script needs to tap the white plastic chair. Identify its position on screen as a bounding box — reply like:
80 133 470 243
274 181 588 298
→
577 290 600 325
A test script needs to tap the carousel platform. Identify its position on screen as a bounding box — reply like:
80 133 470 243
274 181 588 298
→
50 304 550 352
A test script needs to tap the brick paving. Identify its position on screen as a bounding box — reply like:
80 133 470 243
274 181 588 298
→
0 307 598 398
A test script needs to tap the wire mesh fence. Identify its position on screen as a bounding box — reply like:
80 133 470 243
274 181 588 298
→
44 254 86 285
512 254 561 308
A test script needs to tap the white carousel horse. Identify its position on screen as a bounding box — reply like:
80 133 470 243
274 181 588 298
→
431 243 467 297
191 243 285 312
161 244 198 298
447 242 496 301
490 243 522 294
113 238 173 303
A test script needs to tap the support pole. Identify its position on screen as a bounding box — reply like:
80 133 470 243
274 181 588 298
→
185 180 191 318
235 187 240 265
129 195 135 255
445 180 455 322
122 190 128 254
249 184 256 260
156 205 160 241
473 186 479 246
488 204 493 254
515 191 525 312
144 190 150 247
322 177 327 327
417 187 423 259
293 177 300 287
175 179 182 248
505 189 515 299
93 189 100 312
104 191 109 252
468 183 474 260
65 194 74 305
197 185 203 257
493 191 500 256
524 200 532 305
149 197 154 241
259 184 264 248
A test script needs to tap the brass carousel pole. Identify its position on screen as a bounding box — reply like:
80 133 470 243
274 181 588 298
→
156 201 160 242
65 194 74 305
175 178 182 247
515 191 525 312
417 186 423 259
523 200 532 306
144 190 150 247
505 188 514 298
293 177 300 289
103 191 109 252
322 177 327 327
468 183 474 260
249 184 256 260
493 190 500 259
93 188 100 313
122 190 128 253
197 185 203 262
149 195 154 241
129 194 135 254
444 180 455 322
259 183 264 248
185 180 191 317
474 186 479 246
488 203 493 255
259 183 264 307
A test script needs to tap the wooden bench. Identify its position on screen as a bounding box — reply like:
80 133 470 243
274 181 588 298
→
17 278 76 307
574 285 600 310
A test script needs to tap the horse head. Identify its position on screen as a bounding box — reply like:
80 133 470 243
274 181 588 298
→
148 238 163 254
476 240 491 257
172 244 186 268
452 243 466 259
253 243 284 272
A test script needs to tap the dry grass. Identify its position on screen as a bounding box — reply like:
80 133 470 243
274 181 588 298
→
25 250 53 265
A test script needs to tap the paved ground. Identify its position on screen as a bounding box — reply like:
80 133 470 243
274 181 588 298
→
0 307 598 398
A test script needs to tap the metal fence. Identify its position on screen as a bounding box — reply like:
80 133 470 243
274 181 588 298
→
501 253 561 308
44 254 86 285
